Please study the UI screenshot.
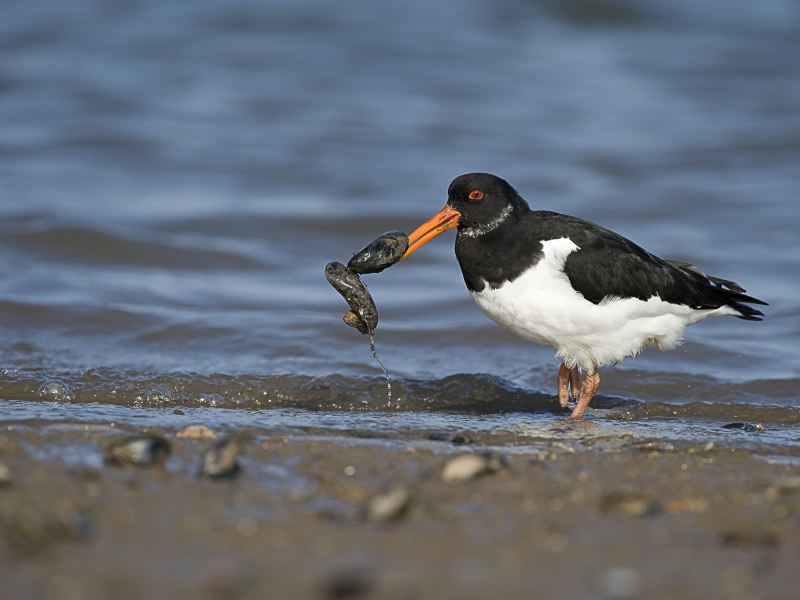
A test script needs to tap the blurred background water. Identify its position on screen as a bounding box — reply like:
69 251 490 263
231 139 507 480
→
1 0 799 417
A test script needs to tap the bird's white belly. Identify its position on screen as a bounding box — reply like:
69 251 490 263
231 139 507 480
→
469 238 732 371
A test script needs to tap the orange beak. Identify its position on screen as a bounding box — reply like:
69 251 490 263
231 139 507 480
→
402 204 461 259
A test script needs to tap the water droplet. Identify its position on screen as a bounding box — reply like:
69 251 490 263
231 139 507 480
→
37 381 74 402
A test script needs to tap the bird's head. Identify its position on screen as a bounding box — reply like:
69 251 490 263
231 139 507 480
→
403 173 526 258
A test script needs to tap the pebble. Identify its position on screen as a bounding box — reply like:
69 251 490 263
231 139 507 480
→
366 485 409 522
105 435 170 466
177 425 217 440
322 568 372 599
427 432 475 445
719 530 779 549
442 453 495 482
663 497 709 514
202 436 242 479
600 490 660 517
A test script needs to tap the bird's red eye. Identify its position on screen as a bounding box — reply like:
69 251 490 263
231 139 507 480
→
468 189 483 201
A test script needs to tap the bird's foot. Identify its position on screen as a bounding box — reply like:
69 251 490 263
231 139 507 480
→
569 372 600 420
569 367 581 402
557 364 571 409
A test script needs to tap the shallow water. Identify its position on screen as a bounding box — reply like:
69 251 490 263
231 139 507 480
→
1 0 798 439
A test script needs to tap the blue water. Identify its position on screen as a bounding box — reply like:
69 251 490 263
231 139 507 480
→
0 1 798 424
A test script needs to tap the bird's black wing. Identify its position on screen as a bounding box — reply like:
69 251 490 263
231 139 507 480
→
532 212 766 320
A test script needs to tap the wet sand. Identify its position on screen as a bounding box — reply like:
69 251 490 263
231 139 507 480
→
2 417 798 599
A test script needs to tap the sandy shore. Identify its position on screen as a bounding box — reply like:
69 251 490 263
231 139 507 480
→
1 420 798 600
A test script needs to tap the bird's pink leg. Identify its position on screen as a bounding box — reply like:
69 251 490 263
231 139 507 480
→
569 367 580 401
570 372 600 419
557 363 571 408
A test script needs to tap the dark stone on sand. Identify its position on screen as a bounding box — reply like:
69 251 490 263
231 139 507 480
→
202 436 242 479
722 422 765 432
599 490 661 517
322 568 372 599
427 432 475 445
719 530 779 549
105 435 170 466
325 262 378 333
347 231 409 275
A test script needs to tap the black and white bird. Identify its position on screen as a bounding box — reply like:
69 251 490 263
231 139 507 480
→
402 173 766 419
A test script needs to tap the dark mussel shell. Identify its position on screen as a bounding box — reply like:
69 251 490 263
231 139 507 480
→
105 435 171 466
201 436 242 479
325 262 379 332
347 231 409 275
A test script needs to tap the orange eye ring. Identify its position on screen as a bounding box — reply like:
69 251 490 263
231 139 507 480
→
468 189 483 201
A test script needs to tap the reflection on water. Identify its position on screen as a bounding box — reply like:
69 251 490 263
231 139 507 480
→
0 1 798 431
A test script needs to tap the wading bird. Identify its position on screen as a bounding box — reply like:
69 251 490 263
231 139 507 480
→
403 173 766 418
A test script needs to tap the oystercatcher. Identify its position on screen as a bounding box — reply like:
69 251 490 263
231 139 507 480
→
402 173 766 419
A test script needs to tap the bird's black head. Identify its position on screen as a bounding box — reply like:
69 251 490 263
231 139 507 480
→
403 172 528 258
446 173 528 235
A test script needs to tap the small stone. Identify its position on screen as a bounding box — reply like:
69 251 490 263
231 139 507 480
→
322 568 372 599
442 454 492 482
720 530 779 549
105 436 170 466
600 490 660 517
202 437 242 479
366 485 409 522
427 432 475 445
664 497 709 514
177 425 217 440
549 441 576 453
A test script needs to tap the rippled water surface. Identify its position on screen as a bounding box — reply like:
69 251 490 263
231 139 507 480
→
1 0 798 435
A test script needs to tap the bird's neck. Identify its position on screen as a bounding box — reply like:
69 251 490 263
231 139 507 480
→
455 204 534 293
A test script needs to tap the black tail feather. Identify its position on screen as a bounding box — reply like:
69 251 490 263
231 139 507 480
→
729 301 765 321
665 259 767 319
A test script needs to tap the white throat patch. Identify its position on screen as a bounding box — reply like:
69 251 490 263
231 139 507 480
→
460 205 513 238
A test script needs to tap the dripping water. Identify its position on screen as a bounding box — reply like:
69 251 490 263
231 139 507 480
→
368 331 392 405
